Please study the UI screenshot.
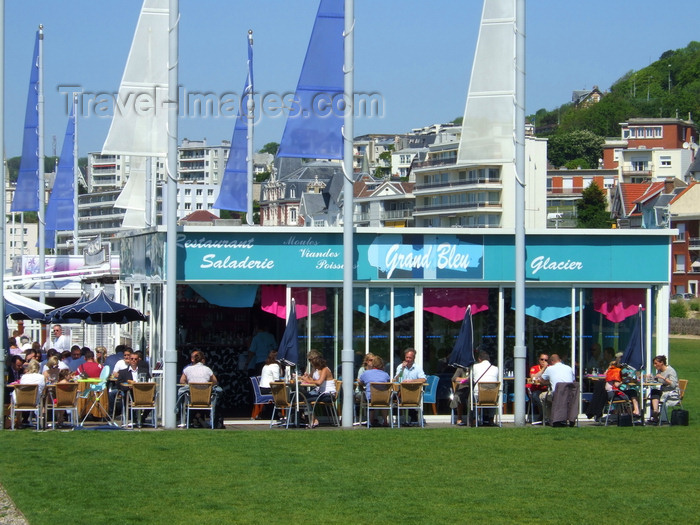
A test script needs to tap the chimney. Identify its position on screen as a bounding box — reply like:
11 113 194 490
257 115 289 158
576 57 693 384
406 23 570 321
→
664 177 675 194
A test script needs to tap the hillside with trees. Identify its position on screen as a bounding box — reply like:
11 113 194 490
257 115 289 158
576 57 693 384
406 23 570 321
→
530 41 700 167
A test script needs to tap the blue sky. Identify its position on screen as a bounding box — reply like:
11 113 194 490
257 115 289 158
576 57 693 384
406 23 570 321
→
3 0 697 157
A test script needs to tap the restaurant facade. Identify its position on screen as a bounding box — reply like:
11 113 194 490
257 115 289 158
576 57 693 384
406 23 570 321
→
117 226 673 417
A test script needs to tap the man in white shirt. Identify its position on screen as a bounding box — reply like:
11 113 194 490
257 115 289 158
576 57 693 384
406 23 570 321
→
43 324 72 352
539 353 575 424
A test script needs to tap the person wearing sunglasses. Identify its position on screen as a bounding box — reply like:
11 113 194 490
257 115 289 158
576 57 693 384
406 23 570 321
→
528 353 549 424
43 324 72 353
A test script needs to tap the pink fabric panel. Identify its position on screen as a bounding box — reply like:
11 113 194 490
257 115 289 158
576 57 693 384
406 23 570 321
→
423 288 489 322
593 288 645 323
261 285 327 319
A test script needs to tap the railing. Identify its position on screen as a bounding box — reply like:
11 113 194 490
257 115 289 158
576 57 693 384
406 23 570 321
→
381 209 413 219
414 202 500 212
689 237 700 249
417 178 501 190
413 157 458 169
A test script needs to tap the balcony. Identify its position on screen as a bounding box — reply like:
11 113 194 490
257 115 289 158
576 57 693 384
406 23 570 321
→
381 209 413 220
414 201 500 213
413 157 457 169
417 177 501 191
689 237 700 250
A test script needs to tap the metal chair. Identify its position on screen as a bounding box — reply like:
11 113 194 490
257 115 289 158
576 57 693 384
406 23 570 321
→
129 382 158 428
269 381 293 428
10 384 41 430
309 380 341 427
50 382 80 428
186 383 214 429
604 392 633 426
79 365 114 426
422 375 439 415
396 382 424 427
658 378 687 426
250 376 273 420
472 381 501 427
367 382 395 428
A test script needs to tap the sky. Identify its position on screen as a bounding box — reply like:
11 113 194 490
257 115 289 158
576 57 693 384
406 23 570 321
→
3 0 698 158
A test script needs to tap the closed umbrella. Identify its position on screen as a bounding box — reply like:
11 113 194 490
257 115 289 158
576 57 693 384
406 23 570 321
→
621 306 644 371
277 299 300 421
448 306 475 369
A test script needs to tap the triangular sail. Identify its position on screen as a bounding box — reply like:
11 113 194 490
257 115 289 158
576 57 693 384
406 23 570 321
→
102 0 169 157
215 37 254 212
457 0 516 165
12 31 41 213
114 157 147 229
45 105 76 248
277 0 344 160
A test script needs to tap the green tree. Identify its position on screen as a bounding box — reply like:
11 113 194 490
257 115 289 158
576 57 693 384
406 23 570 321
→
576 181 611 229
259 142 279 156
547 130 604 168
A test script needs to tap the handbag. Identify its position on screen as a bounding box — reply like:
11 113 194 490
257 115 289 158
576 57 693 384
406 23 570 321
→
670 409 689 426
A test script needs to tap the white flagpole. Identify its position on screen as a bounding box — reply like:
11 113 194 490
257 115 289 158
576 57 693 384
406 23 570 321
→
246 30 254 226
0 0 7 426
38 25 46 308
72 93 79 255
341 0 355 427
163 0 179 429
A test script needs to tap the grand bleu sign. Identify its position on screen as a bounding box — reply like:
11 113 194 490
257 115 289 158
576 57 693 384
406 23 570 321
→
130 230 670 284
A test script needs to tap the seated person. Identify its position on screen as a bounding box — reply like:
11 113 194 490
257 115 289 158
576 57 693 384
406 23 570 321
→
354 353 375 403
178 350 222 428
472 350 499 425
604 362 637 418
647 355 679 424
538 353 575 424
527 352 549 424
14 359 45 405
451 366 470 426
618 363 641 417
74 349 102 379
42 356 62 384
359 355 391 426
301 355 336 428
259 351 280 395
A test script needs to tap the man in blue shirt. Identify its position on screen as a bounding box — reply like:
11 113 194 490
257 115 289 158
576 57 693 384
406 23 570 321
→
393 348 426 384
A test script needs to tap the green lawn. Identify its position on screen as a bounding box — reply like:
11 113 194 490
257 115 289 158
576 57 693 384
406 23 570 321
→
1 338 698 524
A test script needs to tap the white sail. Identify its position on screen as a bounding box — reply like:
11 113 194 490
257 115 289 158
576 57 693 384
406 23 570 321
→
114 157 147 228
457 0 516 165
102 0 169 157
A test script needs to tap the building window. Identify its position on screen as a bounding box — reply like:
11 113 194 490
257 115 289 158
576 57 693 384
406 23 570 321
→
196 189 203 196
290 208 297 222
184 203 191 210
676 223 686 242
660 156 671 167
184 189 191 196
675 254 685 272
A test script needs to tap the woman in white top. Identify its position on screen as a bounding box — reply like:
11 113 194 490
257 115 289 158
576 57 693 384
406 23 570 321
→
259 351 280 394
15 359 45 404
301 355 336 427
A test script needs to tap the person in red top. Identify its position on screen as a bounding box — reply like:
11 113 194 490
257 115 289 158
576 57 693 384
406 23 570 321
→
527 352 549 424
75 349 102 379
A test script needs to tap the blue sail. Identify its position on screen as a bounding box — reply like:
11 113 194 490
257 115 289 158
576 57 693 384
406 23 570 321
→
215 38 254 212
45 105 76 248
277 0 344 160
12 31 41 213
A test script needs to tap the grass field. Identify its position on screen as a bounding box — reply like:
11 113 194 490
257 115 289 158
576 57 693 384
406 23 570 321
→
1 338 697 524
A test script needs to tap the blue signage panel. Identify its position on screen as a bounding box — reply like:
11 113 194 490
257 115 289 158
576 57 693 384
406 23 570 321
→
169 230 670 284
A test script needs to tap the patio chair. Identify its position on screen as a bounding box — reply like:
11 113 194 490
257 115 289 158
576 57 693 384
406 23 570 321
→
422 375 439 415
472 381 501 427
397 382 424 428
50 382 80 429
367 382 395 428
658 378 687 426
79 365 114 426
603 392 633 426
269 381 293 428
10 384 41 430
186 383 214 429
250 376 273 420
309 380 341 427
129 382 158 428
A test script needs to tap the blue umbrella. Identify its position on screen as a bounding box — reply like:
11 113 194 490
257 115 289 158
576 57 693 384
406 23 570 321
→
621 307 644 371
46 296 91 324
448 305 475 369
4 299 47 322
277 299 299 367
61 291 147 324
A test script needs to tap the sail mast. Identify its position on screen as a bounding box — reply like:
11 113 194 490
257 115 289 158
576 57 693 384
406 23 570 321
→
72 93 78 255
246 30 254 225
38 25 45 307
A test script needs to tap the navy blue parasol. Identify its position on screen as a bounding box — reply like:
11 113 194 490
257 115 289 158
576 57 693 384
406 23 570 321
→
621 306 644 371
277 299 299 367
59 291 147 325
448 305 475 369
4 299 47 322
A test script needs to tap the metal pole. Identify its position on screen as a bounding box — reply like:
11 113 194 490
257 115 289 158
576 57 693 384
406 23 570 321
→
72 93 78 255
513 0 527 427
341 0 355 427
246 30 254 226
38 25 45 308
163 0 179 428
0 0 7 427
